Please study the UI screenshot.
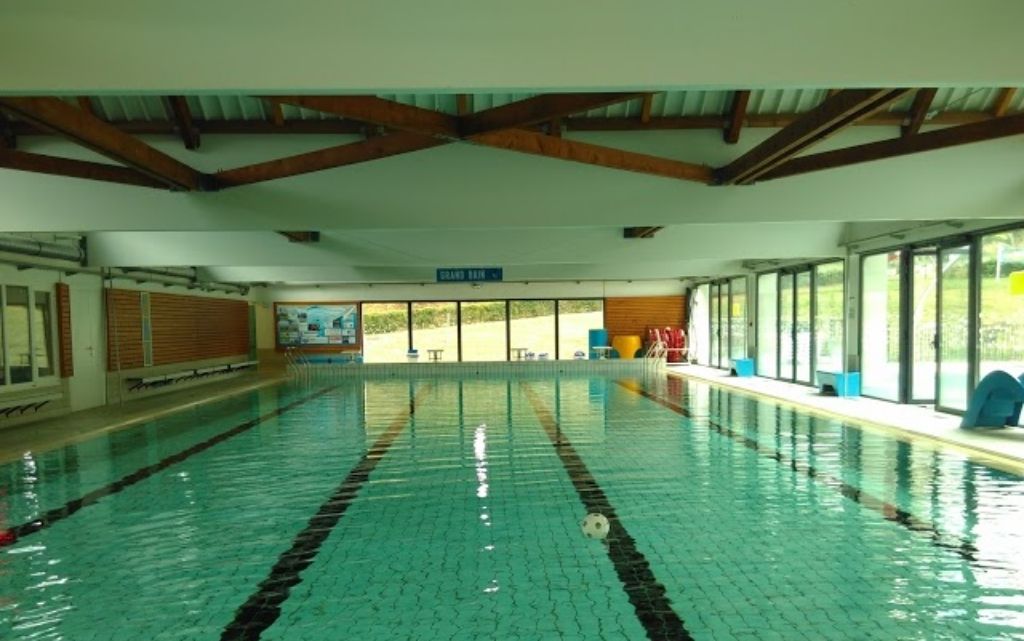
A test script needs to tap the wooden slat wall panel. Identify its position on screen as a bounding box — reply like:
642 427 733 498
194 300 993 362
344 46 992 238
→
150 292 249 366
604 296 686 340
106 289 144 370
106 289 249 370
55 282 73 377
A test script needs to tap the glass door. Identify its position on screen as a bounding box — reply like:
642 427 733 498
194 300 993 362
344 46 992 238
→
861 251 903 401
779 273 794 380
937 244 972 412
909 250 938 403
709 283 720 367
795 270 812 383
756 273 778 377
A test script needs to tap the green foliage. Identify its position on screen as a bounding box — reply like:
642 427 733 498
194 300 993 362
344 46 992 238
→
362 299 602 335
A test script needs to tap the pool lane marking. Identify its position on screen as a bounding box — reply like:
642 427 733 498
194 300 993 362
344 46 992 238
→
615 380 979 563
0 386 339 549
522 383 695 641
219 385 430 641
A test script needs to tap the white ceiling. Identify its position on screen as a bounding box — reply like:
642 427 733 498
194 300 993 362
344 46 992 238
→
1 2 1022 285
2 1 1021 92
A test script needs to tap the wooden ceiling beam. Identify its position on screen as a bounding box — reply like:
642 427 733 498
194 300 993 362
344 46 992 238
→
715 88 910 185
639 94 653 124
267 96 460 138
166 96 200 150
0 97 205 191
901 88 937 138
0 112 14 149
12 119 368 137
268 100 285 126
277 231 320 243
76 97 96 116
723 90 750 144
992 88 1017 117
624 226 664 239
0 149 166 188
214 132 445 188
6 110 999 138
471 129 712 184
761 112 1024 181
461 93 644 136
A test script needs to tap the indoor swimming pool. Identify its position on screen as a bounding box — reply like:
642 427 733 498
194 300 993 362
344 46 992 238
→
1 374 1023 641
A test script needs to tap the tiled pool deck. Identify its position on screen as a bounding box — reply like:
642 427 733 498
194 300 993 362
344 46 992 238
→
668 363 1024 474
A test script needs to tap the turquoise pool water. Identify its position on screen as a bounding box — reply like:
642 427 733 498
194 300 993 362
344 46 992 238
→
1 375 1023 640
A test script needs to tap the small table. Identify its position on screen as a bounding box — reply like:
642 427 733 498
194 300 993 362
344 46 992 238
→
511 347 528 361
591 346 613 360
427 349 444 362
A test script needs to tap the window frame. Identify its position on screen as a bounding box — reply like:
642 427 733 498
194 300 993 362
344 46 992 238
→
0 283 61 392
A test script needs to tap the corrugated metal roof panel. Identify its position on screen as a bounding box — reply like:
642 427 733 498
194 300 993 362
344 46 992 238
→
52 87 1024 124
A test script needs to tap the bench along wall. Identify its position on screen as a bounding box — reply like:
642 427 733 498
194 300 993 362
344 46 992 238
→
106 288 252 398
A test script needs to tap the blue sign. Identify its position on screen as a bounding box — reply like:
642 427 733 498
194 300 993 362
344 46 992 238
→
436 267 503 283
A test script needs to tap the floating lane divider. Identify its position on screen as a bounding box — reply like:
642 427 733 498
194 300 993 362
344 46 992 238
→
615 380 980 563
522 383 695 641
220 384 431 641
0 385 339 549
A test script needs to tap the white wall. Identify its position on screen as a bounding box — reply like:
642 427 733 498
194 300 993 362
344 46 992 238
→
253 279 684 350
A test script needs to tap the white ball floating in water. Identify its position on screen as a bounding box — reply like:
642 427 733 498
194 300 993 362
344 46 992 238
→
581 513 610 540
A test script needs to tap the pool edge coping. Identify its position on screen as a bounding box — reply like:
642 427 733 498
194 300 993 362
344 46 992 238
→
664 368 1024 476
0 375 288 465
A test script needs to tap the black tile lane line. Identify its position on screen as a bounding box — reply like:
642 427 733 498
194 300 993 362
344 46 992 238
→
521 383 695 641
615 380 980 564
0 386 339 549
219 385 429 641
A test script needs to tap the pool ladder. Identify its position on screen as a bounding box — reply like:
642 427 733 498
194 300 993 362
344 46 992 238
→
644 340 668 374
284 348 313 384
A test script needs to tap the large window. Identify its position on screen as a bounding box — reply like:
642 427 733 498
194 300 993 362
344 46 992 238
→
511 301 555 360
0 285 58 387
690 285 710 366
362 303 410 363
795 271 812 382
778 274 794 380
861 251 902 401
979 229 1024 382
364 298 603 362
729 277 746 360
756 274 777 377
756 261 845 385
557 299 603 360
938 246 971 411
460 301 507 361
709 283 720 367
813 262 845 381
411 302 458 361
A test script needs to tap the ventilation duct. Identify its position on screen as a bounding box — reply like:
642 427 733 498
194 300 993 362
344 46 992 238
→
0 234 84 263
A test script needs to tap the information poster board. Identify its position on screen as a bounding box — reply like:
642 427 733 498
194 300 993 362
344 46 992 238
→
275 302 360 349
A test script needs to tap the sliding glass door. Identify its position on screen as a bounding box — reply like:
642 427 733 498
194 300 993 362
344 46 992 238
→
729 277 747 361
861 251 902 401
813 262 845 381
709 283 721 367
794 271 812 383
937 245 972 412
756 273 778 377
909 250 938 404
778 274 794 380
